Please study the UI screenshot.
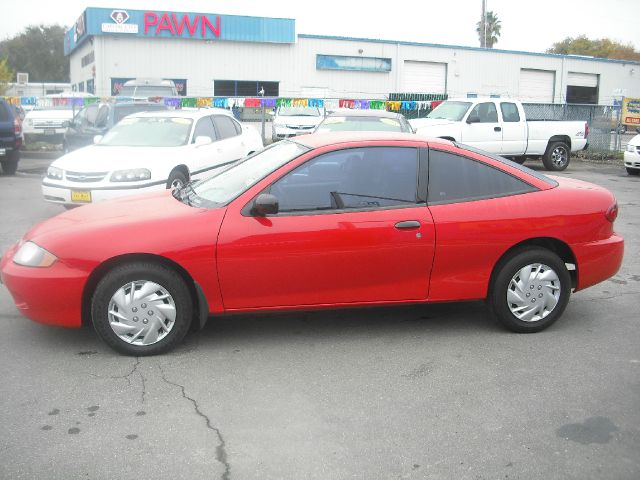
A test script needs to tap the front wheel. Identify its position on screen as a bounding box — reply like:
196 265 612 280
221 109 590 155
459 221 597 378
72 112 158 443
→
91 262 193 356
542 141 570 171
488 248 571 333
626 167 640 176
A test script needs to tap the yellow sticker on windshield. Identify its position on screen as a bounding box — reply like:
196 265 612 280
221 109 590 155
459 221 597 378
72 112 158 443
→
171 118 192 125
379 118 400 127
119 118 137 125
324 117 346 124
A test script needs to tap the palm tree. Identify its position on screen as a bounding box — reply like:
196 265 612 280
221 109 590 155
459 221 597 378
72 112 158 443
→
477 11 502 48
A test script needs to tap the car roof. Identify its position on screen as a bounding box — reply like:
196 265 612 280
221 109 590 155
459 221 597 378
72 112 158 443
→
127 108 234 120
325 109 403 119
292 131 451 149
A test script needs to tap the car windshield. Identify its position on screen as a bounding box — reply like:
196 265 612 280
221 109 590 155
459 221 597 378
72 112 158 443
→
184 141 310 207
113 104 167 123
98 117 192 147
277 107 321 117
316 116 404 132
427 101 472 121
118 86 176 97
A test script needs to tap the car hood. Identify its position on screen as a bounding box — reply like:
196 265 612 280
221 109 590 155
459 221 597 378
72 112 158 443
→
274 115 323 126
25 110 75 120
24 191 226 262
627 134 640 147
409 118 457 129
51 145 184 172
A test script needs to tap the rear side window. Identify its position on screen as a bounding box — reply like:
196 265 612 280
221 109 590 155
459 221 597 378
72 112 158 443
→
0 102 10 122
428 149 536 205
500 103 520 122
213 115 240 139
192 117 218 142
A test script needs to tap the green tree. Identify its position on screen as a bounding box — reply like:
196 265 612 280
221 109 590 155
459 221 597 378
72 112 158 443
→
0 25 69 83
0 57 14 95
477 11 501 48
547 36 640 61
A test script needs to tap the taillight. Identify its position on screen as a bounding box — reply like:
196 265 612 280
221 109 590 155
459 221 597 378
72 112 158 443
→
605 202 618 223
584 122 589 139
14 118 21 136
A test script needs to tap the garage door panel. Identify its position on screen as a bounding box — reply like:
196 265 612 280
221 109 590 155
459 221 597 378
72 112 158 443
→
402 61 446 93
519 69 555 103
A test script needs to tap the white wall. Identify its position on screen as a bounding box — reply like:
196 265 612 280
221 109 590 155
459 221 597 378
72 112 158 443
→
74 34 640 103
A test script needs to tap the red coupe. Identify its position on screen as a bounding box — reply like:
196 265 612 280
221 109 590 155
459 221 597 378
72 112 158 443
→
0 133 624 355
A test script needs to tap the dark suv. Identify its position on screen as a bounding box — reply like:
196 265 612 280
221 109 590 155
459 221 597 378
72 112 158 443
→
64 101 170 152
0 98 22 175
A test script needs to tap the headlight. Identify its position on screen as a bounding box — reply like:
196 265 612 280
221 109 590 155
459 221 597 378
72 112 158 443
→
627 144 636 152
13 241 57 267
110 168 151 182
47 166 63 180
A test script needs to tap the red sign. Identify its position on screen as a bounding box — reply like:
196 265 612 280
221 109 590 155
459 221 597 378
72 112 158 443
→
144 12 221 37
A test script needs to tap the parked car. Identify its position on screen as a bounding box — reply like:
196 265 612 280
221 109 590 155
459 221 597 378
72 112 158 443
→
271 106 324 141
63 101 170 153
410 98 589 171
624 134 640 175
315 109 413 133
116 78 178 98
22 92 95 146
42 109 263 207
2 132 623 355
0 98 22 175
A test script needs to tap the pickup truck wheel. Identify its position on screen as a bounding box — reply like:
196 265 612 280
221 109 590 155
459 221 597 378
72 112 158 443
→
626 167 640 176
167 170 187 189
0 150 19 175
543 141 570 171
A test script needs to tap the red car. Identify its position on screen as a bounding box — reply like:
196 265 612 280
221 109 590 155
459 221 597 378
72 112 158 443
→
0 133 624 355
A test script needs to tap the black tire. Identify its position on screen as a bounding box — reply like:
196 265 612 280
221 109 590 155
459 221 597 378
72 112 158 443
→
626 167 640 176
166 170 188 189
488 248 571 333
0 150 19 175
542 141 570 171
91 262 193 356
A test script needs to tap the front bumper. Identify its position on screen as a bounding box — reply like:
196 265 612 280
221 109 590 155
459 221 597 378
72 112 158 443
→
272 125 316 139
0 243 86 328
623 151 640 170
42 181 166 206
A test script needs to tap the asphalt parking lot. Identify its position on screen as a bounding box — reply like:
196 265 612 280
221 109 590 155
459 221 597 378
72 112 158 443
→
1 154 639 480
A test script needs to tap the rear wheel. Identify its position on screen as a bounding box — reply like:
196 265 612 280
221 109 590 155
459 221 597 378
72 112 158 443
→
489 248 571 333
542 141 570 171
0 150 19 175
91 262 193 356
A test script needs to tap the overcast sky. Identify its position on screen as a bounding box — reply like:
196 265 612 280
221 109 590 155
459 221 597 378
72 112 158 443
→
1 0 638 54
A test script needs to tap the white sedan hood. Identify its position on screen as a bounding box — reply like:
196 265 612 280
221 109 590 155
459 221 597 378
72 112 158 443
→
51 145 182 172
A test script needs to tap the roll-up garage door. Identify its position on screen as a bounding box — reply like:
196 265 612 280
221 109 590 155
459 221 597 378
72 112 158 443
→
519 69 555 103
567 72 598 87
402 61 446 93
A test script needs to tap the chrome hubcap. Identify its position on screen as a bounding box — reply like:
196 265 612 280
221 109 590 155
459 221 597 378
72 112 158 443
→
171 178 184 189
551 147 568 167
506 263 561 322
108 280 176 345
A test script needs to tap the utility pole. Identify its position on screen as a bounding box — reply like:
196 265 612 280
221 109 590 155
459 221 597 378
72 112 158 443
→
481 0 487 48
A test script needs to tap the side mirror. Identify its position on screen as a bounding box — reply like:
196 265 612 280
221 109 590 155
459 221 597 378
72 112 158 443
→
251 193 279 216
193 135 212 147
93 135 103 144
466 115 480 124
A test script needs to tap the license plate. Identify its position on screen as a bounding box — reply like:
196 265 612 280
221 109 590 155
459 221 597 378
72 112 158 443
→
71 191 92 203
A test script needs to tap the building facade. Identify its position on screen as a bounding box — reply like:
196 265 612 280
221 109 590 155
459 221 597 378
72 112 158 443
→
65 7 640 104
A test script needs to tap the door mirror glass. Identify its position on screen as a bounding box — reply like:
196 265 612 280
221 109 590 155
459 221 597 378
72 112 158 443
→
251 193 279 216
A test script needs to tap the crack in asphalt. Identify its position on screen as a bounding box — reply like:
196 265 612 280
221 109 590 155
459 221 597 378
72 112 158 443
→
140 371 147 405
159 365 230 480
583 290 640 302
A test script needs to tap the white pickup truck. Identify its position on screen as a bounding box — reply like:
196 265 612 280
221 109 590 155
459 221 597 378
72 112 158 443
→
410 98 589 171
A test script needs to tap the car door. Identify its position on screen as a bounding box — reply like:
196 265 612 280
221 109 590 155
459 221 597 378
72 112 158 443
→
216 145 436 310
460 101 503 152
212 115 246 159
499 102 527 155
187 115 224 179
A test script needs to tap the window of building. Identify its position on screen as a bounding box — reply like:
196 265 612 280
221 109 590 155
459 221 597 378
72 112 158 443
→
428 149 535 205
214 80 279 97
269 147 419 213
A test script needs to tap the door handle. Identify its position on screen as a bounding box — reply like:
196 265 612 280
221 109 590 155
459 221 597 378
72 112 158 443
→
395 220 420 229
494 127 502 132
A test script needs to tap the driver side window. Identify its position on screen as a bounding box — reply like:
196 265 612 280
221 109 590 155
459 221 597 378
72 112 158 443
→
269 147 419 213
469 102 498 123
